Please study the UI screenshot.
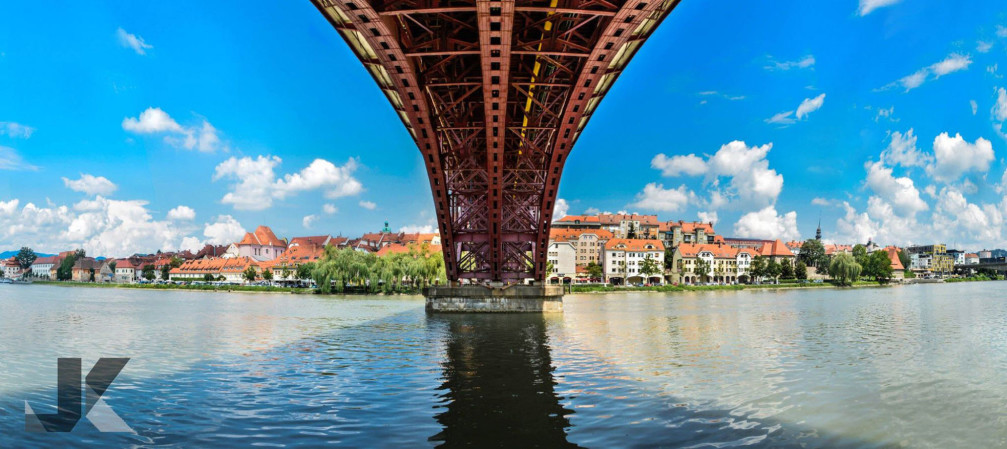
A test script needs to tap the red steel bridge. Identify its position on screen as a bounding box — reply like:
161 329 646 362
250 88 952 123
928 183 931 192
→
313 0 680 282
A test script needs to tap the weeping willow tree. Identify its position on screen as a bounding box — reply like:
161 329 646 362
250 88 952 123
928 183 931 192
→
312 243 446 294
828 253 862 286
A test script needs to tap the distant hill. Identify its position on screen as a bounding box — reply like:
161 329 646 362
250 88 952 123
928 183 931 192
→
0 250 55 259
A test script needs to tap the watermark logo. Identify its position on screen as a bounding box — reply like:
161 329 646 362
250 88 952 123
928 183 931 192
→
25 358 134 433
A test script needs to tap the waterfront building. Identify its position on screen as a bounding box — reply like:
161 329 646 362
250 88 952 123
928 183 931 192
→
758 239 796 263
906 244 953 275
549 228 614 267
824 243 853 256
170 257 262 283
979 250 993 259
71 258 103 282
30 255 60 278
1 257 22 279
598 214 660 239
546 239 577 284
882 246 905 279
947 249 966 266
114 259 138 283
234 226 287 261
602 239 665 285
670 243 756 285
784 240 803 257
262 236 332 280
965 253 980 264
660 221 719 250
552 215 602 230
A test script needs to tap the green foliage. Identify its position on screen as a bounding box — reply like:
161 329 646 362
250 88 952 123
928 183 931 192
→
89 268 96 282
312 243 446 294
780 259 794 279
142 264 155 281
262 269 273 281
15 247 37 271
204 273 215 282
765 259 782 281
161 265 171 281
639 255 661 279
693 258 711 282
897 250 910 270
862 251 893 283
170 257 184 268
903 269 916 279
296 262 314 280
57 251 80 281
586 261 604 279
627 222 637 239
799 239 828 270
795 260 808 280
108 260 117 273
280 267 292 280
852 244 867 265
749 256 767 281
243 266 258 282
829 253 862 286
664 248 675 269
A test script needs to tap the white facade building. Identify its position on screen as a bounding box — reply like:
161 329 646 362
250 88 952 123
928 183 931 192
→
602 239 665 285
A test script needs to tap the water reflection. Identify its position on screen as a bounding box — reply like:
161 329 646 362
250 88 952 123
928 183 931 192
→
428 314 579 448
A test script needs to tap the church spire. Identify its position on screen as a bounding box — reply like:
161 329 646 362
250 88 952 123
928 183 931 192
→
815 216 822 241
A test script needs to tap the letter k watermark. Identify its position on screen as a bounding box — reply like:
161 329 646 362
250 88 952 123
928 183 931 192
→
25 358 134 433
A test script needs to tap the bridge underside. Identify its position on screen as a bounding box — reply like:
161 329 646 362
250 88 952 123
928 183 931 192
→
314 0 679 282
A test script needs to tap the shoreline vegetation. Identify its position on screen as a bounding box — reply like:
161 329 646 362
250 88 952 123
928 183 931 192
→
20 276 1001 296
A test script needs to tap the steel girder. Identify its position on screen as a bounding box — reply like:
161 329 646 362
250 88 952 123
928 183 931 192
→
313 0 680 282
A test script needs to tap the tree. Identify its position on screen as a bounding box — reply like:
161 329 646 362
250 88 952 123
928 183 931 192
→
281 267 292 280
108 260 117 273
799 239 828 270
898 250 910 271
694 258 711 283
780 259 794 279
15 247 37 275
639 255 661 282
142 264 156 281
749 256 767 283
297 263 315 280
865 251 893 284
766 259 782 283
586 261 604 280
243 266 258 282
89 268 96 282
161 265 171 281
829 253 862 286
262 269 274 281
204 273 215 282
57 252 79 281
627 222 637 239
664 248 675 269
852 244 868 267
170 256 184 268
795 260 808 280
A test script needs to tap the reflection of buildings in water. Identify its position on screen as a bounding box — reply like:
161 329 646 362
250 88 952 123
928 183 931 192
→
428 314 579 448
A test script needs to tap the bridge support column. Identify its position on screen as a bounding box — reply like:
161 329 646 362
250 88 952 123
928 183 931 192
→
424 285 563 313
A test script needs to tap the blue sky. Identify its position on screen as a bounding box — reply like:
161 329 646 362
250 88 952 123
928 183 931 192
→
0 0 1006 256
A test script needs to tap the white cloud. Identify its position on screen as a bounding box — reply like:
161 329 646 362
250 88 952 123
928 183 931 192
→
0 146 37 171
880 129 929 167
0 122 34 138
858 0 899 15
931 187 1004 246
116 27 152 55
359 200 377 210
707 141 784 208
733 206 800 241
765 55 815 71
584 207 601 215
62 174 118 196
630 183 693 212
400 224 436 233
651 153 707 177
977 41 993 53
971 100 979 115
697 211 718 225
122 107 223 152
864 161 929 217
323 204 338 215
993 87 1007 139
882 54 972 92
795 93 826 119
766 93 825 124
874 106 895 122
213 156 363 211
167 205 196 221
553 198 569 219
998 25 1007 38
927 132 994 182
303 215 319 229
811 197 832 206
697 91 745 101
203 215 245 245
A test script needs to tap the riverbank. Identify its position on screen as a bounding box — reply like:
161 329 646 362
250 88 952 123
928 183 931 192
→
570 280 896 294
29 280 318 294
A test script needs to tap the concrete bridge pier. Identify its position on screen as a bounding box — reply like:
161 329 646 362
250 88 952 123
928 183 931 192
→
424 284 564 313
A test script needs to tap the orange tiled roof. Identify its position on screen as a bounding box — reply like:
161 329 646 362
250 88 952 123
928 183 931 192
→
659 220 715 234
598 213 659 226
555 215 600 223
376 242 443 257
238 226 286 247
883 246 904 271
170 257 259 275
289 235 331 248
549 228 615 242
676 243 756 258
824 244 853 255
759 240 795 257
604 239 665 252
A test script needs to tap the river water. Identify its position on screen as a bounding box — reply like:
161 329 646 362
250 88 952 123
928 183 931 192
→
1 283 1006 447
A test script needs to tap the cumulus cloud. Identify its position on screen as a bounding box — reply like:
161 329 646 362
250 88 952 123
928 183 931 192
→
811 197 832 206
122 107 223 152
630 183 694 212
553 198 569 219
359 200 377 210
858 0 899 15
0 121 34 138
880 54 972 92
116 27 152 55
203 215 245 245
651 154 707 177
303 215 319 229
926 132 994 182
971 100 979 115
880 129 929 168
62 174 118 196
931 187 1004 247
993 87 1007 139
323 204 338 215
766 93 825 124
864 161 929 217
400 224 436 233
213 156 363 211
733 206 800 241
765 55 815 71
167 205 196 221
977 41 993 53
0 146 38 171
697 211 718 225
0 195 207 256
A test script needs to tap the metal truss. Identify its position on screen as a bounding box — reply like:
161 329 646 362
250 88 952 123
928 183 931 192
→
314 0 681 282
